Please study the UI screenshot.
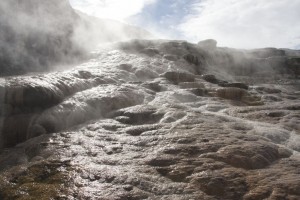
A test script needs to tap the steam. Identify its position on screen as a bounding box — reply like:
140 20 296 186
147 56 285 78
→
0 0 85 76
0 78 4 148
0 0 154 76
72 11 154 52
179 0 300 49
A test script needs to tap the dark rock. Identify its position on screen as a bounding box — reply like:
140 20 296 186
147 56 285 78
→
187 88 208 96
219 82 249 90
262 95 282 102
124 124 159 136
255 86 281 94
117 64 133 72
216 87 248 101
135 68 158 81
115 105 164 125
147 156 177 167
162 71 195 83
183 54 200 65
202 74 219 84
78 71 93 79
163 54 178 61
217 88 263 106
141 82 161 92
141 48 160 56
123 185 133 191
266 111 286 118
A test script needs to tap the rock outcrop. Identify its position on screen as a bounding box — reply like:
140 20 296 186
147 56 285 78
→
198 39 217 50
0 39 299 199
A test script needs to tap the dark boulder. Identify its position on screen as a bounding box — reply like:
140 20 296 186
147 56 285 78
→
201 74 219 84
216 87 248 101
162 71 195 84
187 88 208 96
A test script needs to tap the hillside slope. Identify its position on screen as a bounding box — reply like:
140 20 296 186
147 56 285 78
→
0 39 299 199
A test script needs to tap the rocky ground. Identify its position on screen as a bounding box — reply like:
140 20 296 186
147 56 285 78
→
0 40 299 199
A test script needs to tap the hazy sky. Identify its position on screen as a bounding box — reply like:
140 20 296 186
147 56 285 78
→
69 0 300 49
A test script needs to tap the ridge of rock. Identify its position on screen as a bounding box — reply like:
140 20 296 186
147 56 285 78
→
0 39 299 199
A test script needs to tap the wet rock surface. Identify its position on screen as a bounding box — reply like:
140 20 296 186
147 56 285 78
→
0 40 300 199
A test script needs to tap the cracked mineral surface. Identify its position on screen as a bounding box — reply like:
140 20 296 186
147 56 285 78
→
0 40 299 200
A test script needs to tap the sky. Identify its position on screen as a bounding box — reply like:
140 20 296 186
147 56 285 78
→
69 0 300 49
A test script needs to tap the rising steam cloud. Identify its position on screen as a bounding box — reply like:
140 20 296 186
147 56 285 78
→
0 0 153 76
0 0 85 76
179 0 300 49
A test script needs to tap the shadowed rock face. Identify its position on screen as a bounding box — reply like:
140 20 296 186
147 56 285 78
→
0 40 299 199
